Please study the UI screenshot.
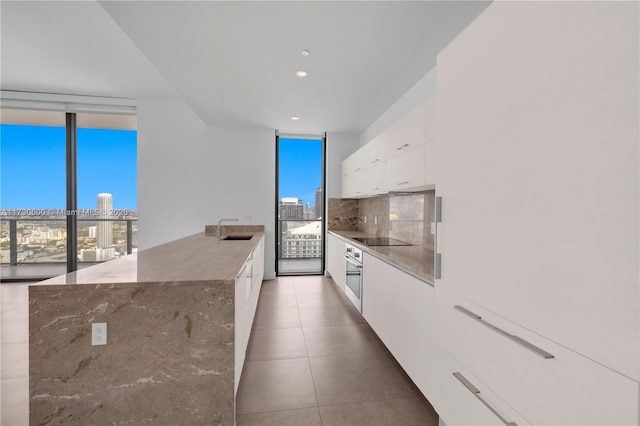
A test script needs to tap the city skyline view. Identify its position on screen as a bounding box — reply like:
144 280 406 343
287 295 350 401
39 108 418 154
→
0 123 137 209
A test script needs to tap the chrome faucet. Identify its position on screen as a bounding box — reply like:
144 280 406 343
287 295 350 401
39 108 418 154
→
217 218 239 239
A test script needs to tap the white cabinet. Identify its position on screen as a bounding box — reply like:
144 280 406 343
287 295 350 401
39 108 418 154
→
234 235 265 394
341 149 367 198
362 252 434 399
362 253 394 348
391 269 434 399
327 234 346 291
435 287 639 425
364 132 388 166
387 144 427 191
362 162 388 195
424 96 436 143
387 101 426 158
435 1 639 381
432 344 530 426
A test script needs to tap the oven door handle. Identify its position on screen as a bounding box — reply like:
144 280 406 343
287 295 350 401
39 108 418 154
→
345 255 363 268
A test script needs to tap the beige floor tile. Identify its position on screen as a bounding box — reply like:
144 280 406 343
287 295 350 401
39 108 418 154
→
236 407 322 426
299 304 366 328
236 358 317 415
303 324 385 358
252 308 301 330
319 397 439 426
309 352 418 406
246 328 307 361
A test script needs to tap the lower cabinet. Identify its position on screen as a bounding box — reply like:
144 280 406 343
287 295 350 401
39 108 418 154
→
234 235 265 395
432 344 530 426
327 234 346 291
392 270 435 399
362 253 394 348
434 286 640 425
362 252 434 399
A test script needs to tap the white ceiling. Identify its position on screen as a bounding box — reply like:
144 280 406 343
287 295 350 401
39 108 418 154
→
1 1 490 134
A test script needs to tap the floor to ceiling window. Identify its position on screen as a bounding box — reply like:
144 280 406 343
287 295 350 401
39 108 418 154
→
0 108 137 282
276 133 326 275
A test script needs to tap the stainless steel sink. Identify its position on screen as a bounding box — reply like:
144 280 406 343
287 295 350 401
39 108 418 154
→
220 235 253 241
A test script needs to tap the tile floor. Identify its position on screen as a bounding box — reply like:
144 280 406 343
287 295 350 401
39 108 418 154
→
236 276 439 426
0 276 438 426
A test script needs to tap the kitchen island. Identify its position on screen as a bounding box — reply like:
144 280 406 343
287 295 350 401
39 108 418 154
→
29 226 265 426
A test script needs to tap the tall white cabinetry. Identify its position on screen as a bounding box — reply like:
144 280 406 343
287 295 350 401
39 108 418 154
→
433 2 639 424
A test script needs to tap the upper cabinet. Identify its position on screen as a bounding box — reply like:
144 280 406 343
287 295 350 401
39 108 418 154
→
387 101 427 158
342 96 438 198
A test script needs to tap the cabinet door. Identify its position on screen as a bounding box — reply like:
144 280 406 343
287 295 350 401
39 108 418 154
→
387 101 426 158
435 1 639 380
362 161 388 196
391 271 435 399
387 144 426 191
432 344 530 426
327 235 346 291
364 132 388 165
362 253 393 349
424 96 436 143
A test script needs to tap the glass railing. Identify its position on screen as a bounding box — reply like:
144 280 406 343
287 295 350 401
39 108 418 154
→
277 219 323 259
0 217 137 265
277 219 323 274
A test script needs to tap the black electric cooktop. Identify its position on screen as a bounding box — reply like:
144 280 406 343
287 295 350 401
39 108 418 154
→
352 237 412 247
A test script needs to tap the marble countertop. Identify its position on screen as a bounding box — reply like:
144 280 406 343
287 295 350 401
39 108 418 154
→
34 228 264 288
329 230 434 285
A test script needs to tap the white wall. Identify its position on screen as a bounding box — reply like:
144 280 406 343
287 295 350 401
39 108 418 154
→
137 99 360 279
137 98 276 278
360 67 437 145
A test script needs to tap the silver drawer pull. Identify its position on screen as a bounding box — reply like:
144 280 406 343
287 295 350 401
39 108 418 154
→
453 372 518 426
396 143 410 150
454 305 554 359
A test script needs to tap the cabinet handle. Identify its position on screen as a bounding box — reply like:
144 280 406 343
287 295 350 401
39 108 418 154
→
355 167 361 172
452 372 518 426
453 305 555 359
396 181 409 185
371 159 379 163
396 143 410 151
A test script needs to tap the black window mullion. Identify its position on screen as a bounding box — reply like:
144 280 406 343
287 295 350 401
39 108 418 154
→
66 113 77 273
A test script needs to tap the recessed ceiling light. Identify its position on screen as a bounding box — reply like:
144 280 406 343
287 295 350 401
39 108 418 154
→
301 50 310 56
296 70 309 78
290 116 300 121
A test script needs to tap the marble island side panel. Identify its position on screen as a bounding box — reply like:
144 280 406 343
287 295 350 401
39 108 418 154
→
29 280 236 425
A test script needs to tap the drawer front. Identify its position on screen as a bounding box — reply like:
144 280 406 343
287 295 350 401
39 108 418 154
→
436 287 639 425
433 344 530 426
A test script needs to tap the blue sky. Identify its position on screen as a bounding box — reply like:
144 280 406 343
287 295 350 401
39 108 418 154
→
1 127 320 211
1 124 137 209
278 137 322 207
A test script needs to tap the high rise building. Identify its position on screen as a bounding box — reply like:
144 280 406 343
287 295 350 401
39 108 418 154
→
96 193 114 260
314 187 323 219
279 197 303 220
303 202 313 220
